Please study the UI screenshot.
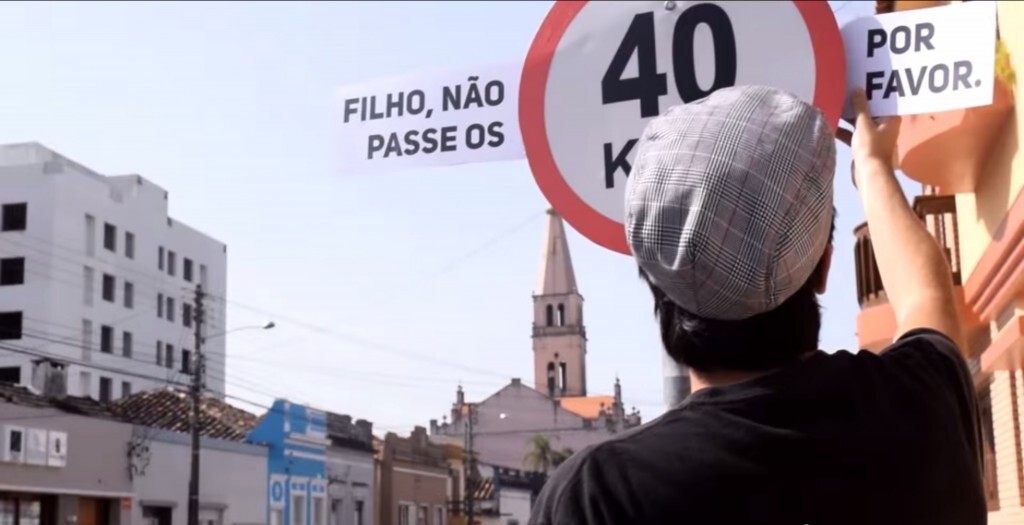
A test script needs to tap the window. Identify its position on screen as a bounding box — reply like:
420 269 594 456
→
121 381 132 399
435 506 444 525
0 257 24 285
417 506 427 525
157 293 164 318
102 274 115 302
83 266 94 306
181 349 191 375
200 264 208 287
165 344 175 370
122 331 133 358
355 501 365 525
1 203 27 232
0 312 23 340
166 297 175 322
103 223 117 252
0 366 20 384
85 214 96 256
158 246 165 270
100 325 113 353
312 497 325 525
556 303 565 326
167 251 176 276
156 341 164 366
270 509 283 525
183 303 193 328
98 377 112 402
559 362 567 393
79 371 91 397
125 231 135 259
291 495 305 525
398 505 411 525
82 319 93 352
184 258 194 282
124 281 134 309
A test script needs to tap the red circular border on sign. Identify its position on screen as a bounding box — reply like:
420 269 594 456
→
519 0 847 255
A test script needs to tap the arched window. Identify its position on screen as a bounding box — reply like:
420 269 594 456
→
546 362 556 395
558 362 568 392
545 304 554 326
556 304 565 326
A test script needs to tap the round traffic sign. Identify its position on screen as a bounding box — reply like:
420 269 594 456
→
520 1 845 254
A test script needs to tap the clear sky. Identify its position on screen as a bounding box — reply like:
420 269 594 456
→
0 1 917 435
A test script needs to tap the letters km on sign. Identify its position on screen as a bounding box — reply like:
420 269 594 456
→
842 1 998 118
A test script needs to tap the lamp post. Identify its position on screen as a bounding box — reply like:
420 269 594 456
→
187 299 275 525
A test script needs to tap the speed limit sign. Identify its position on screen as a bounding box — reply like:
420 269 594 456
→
520 1 845 254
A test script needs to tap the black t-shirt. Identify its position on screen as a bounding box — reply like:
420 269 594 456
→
529 329 986 525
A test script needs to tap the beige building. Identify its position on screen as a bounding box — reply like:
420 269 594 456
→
375 427 451 525
854 2 1024 524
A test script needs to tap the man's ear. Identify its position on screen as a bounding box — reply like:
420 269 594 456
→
815 244 833 295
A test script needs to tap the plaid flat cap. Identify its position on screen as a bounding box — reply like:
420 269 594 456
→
625 85 835 321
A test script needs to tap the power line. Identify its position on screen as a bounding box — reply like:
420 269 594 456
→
2 210 544 383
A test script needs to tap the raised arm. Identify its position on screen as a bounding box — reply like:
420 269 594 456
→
848 89 965 352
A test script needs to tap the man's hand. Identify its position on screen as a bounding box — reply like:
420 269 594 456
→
849 89 901 172
834 89 901 189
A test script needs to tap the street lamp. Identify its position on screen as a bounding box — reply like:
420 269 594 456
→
203 321 276 343
187 318 274 525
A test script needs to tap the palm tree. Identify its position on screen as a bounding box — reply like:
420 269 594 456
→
552 446 574 468
523 434 575 473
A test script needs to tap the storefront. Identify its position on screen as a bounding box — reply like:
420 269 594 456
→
0 381 134 525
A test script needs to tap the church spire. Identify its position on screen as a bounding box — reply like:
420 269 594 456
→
536 209 578 296
532 208 587 398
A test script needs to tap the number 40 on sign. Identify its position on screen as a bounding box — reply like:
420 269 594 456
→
520 0 845 254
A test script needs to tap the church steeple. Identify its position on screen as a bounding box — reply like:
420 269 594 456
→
536 209 578 296
533 209 587 398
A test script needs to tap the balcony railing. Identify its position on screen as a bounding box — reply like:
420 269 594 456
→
854 194 961 309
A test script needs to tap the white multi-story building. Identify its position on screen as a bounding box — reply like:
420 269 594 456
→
0 142 227 401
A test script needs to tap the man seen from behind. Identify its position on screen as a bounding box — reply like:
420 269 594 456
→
528 86 986 525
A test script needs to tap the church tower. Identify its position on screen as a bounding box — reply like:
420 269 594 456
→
533 209 587 398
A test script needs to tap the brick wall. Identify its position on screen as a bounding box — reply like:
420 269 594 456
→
987 371 1024 524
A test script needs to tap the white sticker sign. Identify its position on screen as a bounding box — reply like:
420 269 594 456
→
841 1 998 118
520 0 845 254
336 63 525 175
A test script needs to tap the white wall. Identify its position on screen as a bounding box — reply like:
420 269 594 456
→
479 488 531 525
500 489 531 525
0 142 228 399
325 446 375 525
130 428 267 525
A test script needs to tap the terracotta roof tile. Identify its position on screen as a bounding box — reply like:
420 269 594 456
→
558 395 615 420
112 386 258 442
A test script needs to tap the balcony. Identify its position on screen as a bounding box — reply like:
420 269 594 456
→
854 194 961 309
854 194 983 351
532 324 585 339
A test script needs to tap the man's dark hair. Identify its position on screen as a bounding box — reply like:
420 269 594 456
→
641 213 836 373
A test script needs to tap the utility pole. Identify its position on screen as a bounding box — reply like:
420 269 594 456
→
464 405 476 525
662 352 691 409
187 284 205 525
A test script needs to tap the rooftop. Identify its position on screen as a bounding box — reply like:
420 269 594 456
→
558 395 615 420
112 386 258 441
0 381 119 420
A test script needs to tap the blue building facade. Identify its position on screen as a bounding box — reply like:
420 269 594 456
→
249 399 330 525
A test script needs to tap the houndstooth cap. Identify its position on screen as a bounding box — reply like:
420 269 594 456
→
625 85 835 321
